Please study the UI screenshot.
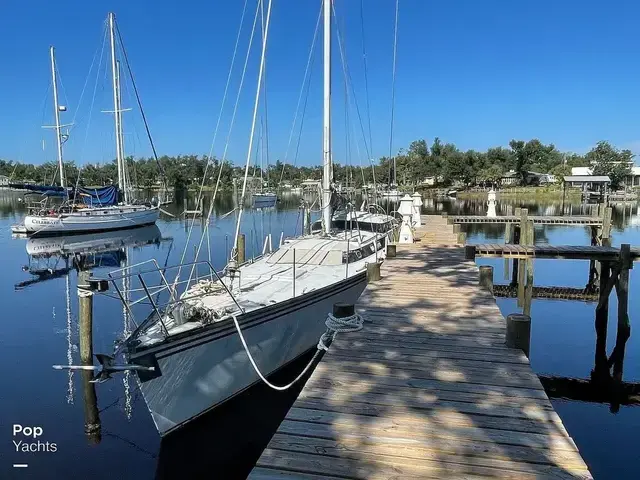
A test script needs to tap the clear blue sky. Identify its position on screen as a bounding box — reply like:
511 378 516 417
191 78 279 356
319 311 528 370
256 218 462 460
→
2 0 640 168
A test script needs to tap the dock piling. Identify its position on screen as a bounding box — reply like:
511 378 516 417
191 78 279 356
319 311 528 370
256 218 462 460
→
479 265 494 293
506 313 531 358
237 233 246 264
81 369 101 444
366 262 382 282
78 271 93 365
386 243 397 258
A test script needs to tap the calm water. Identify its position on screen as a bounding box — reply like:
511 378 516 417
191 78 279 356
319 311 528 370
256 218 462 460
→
0 190 637 479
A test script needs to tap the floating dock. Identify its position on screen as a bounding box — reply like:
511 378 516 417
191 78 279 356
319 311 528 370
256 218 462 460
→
250 216 592 479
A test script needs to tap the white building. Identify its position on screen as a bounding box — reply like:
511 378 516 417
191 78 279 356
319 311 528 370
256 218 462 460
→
0 175 9 187
571 166 640 187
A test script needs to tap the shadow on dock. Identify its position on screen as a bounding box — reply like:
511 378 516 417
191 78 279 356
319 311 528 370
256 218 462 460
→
252 246 593 479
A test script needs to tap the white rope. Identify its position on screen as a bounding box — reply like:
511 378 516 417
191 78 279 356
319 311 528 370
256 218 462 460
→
231 309 363 391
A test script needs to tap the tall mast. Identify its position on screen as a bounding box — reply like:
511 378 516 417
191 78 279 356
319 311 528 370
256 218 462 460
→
49 46 66 190
109 12 125 201
321 0 332 235
116 60 129 203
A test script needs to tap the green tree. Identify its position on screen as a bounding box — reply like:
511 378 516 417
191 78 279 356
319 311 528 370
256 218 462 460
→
587 141 633 190
550 164 572 184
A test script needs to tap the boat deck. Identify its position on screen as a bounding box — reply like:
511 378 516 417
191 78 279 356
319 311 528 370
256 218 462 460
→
250 217 592 479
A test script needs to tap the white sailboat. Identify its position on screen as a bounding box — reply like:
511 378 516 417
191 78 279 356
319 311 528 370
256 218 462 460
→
89 0 387 435
16 14 159 236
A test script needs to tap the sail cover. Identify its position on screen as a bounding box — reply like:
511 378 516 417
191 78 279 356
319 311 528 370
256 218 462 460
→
77 185 118 206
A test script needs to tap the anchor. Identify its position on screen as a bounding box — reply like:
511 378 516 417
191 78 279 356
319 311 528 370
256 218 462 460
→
53 353 155 383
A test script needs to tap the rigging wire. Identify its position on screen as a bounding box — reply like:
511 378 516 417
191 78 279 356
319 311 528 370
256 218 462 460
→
184 0 263 288
74 21 109 200
176 0 251 286
277 1 323 187
331 3 374 174
232 0 273 259
358 0 377 197
388 0 399 187
115 21 165 182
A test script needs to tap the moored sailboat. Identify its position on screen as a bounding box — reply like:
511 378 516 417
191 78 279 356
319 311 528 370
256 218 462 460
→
14 13 159 236
83 0 388 436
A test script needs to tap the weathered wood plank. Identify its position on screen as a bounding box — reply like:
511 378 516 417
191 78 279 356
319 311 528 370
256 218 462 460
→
305 373 550 400
331 340 529 365
266 433 590 474
251 240 592 479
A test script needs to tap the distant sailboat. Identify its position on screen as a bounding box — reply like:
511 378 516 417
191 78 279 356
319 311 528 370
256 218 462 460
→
14 13 159 236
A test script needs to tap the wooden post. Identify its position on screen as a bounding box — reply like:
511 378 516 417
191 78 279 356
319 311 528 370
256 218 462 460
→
367 262 381 282
511 224 520 286
387 244 397 258
479 265 494 294
593 260 610 379
237 233 246 264
611 244 632 380
464 245 476 260
81 369 101 444
601 207 612 246
78 271 93 365
78 270 100 443
506 313 531 358
322 303 357 349
504 223 512 281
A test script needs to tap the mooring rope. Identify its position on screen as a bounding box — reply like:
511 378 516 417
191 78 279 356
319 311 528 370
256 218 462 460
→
231 310 364 391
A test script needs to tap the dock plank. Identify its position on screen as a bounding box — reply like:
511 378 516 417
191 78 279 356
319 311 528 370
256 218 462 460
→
250 216 592 479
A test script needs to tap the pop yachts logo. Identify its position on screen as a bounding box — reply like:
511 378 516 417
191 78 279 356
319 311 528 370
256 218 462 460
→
12 425 57 453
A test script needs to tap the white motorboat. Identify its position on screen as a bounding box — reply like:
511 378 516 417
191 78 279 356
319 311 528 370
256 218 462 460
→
379 189 403 201
15 15 159 236
252 192 277 207
83 2 392 436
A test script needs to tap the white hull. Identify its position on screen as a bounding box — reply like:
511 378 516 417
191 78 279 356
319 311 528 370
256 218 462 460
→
131 272 367 435
26 224 161 257
379 190 403 200
252 193 277 207
22 205 159 234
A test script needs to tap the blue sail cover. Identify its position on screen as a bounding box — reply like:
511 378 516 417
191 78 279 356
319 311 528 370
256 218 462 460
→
77 185 118 206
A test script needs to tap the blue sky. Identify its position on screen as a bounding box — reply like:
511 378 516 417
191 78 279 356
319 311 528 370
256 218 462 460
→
2 0 640 168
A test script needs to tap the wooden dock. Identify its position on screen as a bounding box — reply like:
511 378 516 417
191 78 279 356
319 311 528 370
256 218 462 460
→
250 216 592 479
493 284 599 302
469 244 640 261
448 215 602 226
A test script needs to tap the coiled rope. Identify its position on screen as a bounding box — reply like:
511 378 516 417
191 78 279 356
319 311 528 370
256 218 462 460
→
231 310 364 391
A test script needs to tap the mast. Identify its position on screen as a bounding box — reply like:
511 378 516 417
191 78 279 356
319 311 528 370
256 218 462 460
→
49 46 66 190
321 0 332 235
116 60 129 203
109 12 126 202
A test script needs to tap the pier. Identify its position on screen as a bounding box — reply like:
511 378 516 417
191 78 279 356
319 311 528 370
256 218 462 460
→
448 215 603 226
250 216 592 479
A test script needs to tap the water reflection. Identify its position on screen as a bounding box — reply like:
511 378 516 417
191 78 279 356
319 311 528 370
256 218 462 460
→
2 191 639 479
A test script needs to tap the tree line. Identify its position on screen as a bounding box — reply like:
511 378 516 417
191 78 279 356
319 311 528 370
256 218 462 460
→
0 138 634 190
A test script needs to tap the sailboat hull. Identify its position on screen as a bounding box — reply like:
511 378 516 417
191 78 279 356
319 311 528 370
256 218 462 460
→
23 206 159 235
130 271 367 435
252 193 277 207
